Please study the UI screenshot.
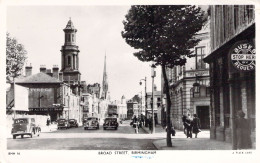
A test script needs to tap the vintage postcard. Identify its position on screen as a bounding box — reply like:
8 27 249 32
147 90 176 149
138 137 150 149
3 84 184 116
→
0 0 259 163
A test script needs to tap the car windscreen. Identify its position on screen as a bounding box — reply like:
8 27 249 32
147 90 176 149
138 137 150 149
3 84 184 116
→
105 118 117 122
87 118 97 121
58 119 66 122
69 119 75 122
14 119 28 124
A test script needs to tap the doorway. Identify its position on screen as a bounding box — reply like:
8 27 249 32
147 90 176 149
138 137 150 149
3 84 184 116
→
196 106 210 129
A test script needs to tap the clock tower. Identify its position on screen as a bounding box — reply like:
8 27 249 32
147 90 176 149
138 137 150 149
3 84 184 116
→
60 18 81 95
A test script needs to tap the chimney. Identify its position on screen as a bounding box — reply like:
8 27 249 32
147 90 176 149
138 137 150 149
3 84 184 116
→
40 65 46 73
59 72 63 81
25 63 32 77
46 69 52 76
52 65 59 79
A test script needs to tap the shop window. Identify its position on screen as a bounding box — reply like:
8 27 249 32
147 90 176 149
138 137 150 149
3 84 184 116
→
195 46 206 69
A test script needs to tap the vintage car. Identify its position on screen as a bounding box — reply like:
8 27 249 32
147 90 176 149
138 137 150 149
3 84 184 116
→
83 117 99 130
68 119 79 128
103 117 118 130
11 118 41 139
57 118 70 129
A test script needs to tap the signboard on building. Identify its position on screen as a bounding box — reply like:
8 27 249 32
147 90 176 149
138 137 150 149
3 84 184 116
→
29 107 63 112
14 84 29 111
230 41 255 72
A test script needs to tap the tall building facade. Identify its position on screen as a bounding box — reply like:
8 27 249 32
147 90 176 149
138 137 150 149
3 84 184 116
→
204 5 255 149
60 19 81 95
146 85 162 125
87 83 101 98
162 18 211 130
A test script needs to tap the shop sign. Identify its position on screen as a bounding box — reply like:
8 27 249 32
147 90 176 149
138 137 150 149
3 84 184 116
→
230 42 255 71
29 107 63 112
30 88 52 92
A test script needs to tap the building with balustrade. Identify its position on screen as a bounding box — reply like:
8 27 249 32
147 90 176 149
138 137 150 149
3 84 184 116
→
162 17 211 130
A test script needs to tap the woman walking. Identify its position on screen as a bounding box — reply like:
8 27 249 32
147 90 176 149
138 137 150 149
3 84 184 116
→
192 114 201 138
185 114 192 138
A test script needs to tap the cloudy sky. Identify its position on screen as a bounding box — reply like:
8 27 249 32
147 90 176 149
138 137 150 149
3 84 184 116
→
7 6 162 101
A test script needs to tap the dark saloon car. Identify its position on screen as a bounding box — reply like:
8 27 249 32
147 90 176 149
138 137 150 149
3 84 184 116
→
57 118 70 129
83 117 99 130
11 118 41 139
68 119 79 128
103 117 118 130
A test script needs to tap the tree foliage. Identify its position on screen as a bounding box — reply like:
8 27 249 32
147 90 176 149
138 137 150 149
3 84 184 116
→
122 5 207 147
6 32 27 80
122 5 206 67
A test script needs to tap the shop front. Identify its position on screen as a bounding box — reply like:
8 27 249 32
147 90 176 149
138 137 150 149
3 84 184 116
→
29 106 64 122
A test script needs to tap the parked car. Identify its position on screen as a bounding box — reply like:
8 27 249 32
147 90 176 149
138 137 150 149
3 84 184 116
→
83 117 99 130
103 117 118 130
68 119 78 128
11 118 41 139
57 118 70 129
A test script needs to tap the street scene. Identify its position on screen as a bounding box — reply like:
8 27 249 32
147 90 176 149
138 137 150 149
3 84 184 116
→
6 5 255 152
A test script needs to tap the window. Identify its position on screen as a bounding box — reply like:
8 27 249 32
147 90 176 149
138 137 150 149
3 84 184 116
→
72 34 74 42
195 46 206 69
68 56 71 66
68 34 71 42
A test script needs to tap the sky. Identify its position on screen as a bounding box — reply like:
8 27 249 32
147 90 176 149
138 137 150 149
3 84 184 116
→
7 6 162 101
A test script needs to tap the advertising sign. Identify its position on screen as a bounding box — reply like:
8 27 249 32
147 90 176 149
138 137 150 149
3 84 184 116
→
14 84 29 111
230 41 255 71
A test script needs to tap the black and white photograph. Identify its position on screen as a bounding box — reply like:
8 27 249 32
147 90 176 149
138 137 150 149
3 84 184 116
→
0 0 258 163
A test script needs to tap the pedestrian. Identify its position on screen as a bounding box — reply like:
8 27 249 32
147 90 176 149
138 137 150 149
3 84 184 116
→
46 118 51 131
141 114 144 126
185 114 192 138
149 117 152 131
46 118 50 126
132 115 137 123
192 114 201 138
235 110 252 149
182 115 188 135
155 114 158 126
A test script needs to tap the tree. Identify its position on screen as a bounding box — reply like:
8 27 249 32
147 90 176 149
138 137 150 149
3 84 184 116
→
122 5 206 147
6 32 27 81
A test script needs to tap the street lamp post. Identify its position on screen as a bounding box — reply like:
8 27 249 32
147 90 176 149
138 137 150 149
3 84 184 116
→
139 91 142 117
151 64 156 134
139 77 147 118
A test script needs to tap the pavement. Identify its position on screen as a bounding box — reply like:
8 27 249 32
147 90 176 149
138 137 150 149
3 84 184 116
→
141 124 232 150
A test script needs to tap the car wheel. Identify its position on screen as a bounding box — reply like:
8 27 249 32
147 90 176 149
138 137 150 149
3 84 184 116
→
115 127 118 130
103 127 106 130
21 135 24 139
30 134 33 138
13 135 16 139
97 126 99 130
84 127 86 130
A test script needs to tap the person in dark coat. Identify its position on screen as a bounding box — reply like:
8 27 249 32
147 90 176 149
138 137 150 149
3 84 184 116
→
192 114 201 138
235 110 252 149
185 114 192 138
182 115 188 135
46 118 50 126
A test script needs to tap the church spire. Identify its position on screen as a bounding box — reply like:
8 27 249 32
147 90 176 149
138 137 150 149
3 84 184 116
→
102 53 109 100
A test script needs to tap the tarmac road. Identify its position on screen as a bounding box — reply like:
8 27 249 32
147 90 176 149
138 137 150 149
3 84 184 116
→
7 120 157 150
